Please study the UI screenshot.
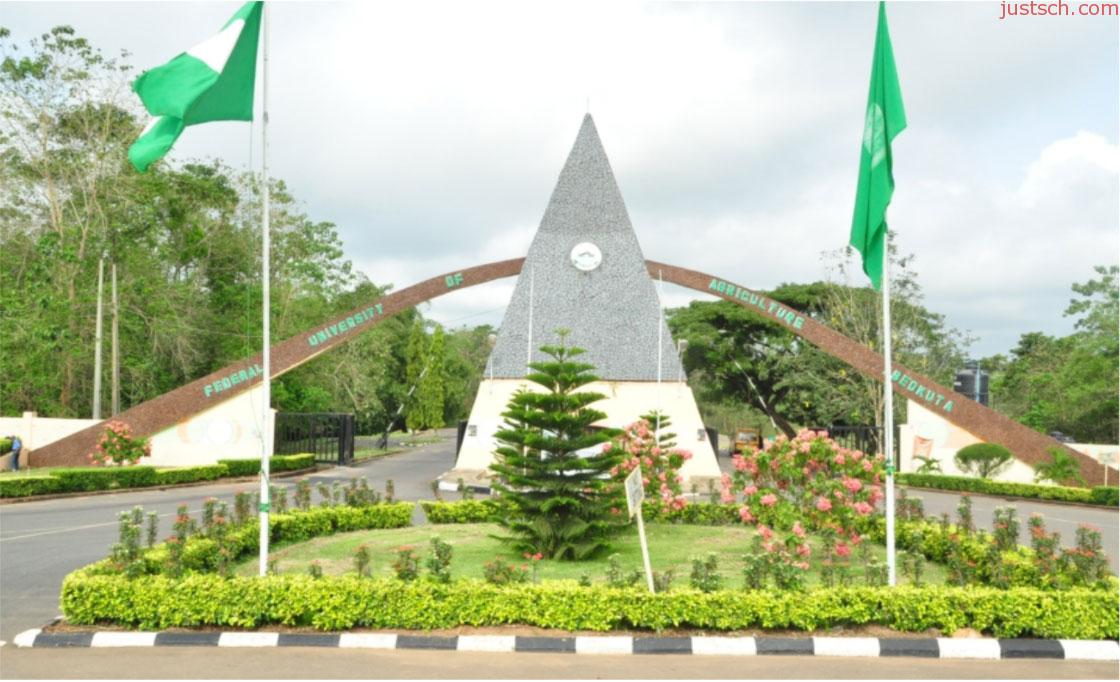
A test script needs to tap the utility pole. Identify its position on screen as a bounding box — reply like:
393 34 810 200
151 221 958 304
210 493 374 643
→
111 262 120 416
92 256 105 420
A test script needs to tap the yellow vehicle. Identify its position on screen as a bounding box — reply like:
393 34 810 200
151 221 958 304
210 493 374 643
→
732 427 762 454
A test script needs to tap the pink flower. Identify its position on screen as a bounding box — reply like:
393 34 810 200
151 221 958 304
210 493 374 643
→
760 493 778 507
796 543 811 557
862 460 873 472
816 497 832 512
794 561 810 571
743 484 758 496
853 501 873 515
651 447 662 456
738 505 754 523
602 443 613 453
799 442 811 453
833 454 846 466
720 488 735 504
842 477 862 493
835 542 851 558
658 472 667 482
792 521 806 539
732 455 748 472
759 525 774 541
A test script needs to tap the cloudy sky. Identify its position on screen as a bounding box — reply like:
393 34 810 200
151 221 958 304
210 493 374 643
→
5 1 1118 358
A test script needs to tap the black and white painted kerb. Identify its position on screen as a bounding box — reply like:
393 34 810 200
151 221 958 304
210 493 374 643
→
11 629 1119 660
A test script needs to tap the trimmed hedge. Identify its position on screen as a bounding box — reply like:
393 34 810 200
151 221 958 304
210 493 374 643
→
58 575 1118 639
1 455 316 498
82 502 416 577
421 500 745 526
898 472 1118 506
421 500 498 523
154 465 228 485
0 476 62 497
218 454 315 477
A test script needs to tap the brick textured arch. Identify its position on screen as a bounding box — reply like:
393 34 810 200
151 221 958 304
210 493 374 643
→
31 257 1114 485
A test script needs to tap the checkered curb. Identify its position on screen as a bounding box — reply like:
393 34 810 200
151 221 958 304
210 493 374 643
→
11 629 1118 659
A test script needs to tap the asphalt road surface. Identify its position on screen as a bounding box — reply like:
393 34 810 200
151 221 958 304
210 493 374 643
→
2 647 1118 679
0 434 456 644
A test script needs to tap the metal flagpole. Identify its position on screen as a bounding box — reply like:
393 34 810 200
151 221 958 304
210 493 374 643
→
655 271 664 440
258 2 271 578
882 239 896 586
526 269 534 368
93 256 104 420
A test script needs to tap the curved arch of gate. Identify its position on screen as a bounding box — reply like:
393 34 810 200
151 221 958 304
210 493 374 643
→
32 257 1109 485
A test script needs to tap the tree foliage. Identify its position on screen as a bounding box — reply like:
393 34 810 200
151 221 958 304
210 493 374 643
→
0 25 487 431
669 242 971 450
985 266 1118 443
954 443 1014 479
489 336 621 560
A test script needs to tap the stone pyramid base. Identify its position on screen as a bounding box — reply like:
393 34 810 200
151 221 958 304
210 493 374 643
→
448 378 722 487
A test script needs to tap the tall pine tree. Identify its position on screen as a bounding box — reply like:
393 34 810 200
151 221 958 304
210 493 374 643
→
490 334 622 560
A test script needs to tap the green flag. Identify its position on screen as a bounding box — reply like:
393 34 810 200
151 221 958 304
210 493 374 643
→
849 1 907 290
129 1 263 172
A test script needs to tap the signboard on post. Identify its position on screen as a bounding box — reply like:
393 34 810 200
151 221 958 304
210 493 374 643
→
624 467 655 593
625 467 645 518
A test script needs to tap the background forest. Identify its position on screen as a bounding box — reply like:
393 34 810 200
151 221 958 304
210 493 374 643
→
2 27 1115 445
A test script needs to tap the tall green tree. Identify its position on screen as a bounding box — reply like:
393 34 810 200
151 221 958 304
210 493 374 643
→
987 265 1118 443
489 335 621 560
403 320 429 432
414 324 446 430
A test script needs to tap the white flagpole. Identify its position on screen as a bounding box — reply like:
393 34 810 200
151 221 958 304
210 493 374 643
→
526 269 534 367
655 271 664 440
882 239 896 586
258 2 271 578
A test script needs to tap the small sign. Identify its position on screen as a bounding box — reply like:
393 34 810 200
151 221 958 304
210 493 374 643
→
625 467 644 518
1099 450 1117 465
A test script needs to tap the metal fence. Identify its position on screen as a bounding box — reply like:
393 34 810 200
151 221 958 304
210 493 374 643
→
274 412 355 466
811 425 898 464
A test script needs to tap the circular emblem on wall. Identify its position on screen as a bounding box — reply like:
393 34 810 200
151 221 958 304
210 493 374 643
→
569 242 602 271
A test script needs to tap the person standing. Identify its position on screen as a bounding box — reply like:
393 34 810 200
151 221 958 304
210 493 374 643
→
9 434 22 471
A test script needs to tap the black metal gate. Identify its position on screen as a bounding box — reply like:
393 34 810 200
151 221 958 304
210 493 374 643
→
274 412 355 466
810 424 901 468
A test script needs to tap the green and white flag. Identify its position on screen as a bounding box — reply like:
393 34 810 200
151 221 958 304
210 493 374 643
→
849 1 907 290
129 1 263 172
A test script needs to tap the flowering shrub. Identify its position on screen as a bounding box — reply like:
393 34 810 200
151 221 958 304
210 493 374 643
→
722 429 885 548
606 419 692 513
88 421 151 466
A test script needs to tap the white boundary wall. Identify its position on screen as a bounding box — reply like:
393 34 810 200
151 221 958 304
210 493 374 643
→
2 388 268 468
455 378 721 481
899 399 1118 485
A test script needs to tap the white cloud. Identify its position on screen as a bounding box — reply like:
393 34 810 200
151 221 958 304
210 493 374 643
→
3 1 1116 356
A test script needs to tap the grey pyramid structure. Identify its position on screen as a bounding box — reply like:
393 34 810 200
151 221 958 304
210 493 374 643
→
489 114 682 380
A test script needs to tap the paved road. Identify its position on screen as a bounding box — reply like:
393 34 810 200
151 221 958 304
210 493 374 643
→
2 647 1117 679
0 436 456 643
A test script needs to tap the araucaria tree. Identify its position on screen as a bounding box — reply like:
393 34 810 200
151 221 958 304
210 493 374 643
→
489 337 621 560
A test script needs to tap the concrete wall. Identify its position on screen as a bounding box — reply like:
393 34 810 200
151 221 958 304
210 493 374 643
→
899 399 1119 485
455 378 721 481
3 388 269 469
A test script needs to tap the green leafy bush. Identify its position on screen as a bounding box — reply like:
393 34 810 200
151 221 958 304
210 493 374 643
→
218 454 315 477
0 476 63 497
897 473 1106 505
88 421 151 466
954 443 1013 479
421 500 498 523
50 466 160 491
1090 486 1119 506
154 465 229 485
58 575 1118 639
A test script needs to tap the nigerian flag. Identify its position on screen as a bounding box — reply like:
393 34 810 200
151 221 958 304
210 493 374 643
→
849 1 906 290
129 1 263 172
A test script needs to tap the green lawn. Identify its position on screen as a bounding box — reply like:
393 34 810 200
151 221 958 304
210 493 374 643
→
236 522 947 588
